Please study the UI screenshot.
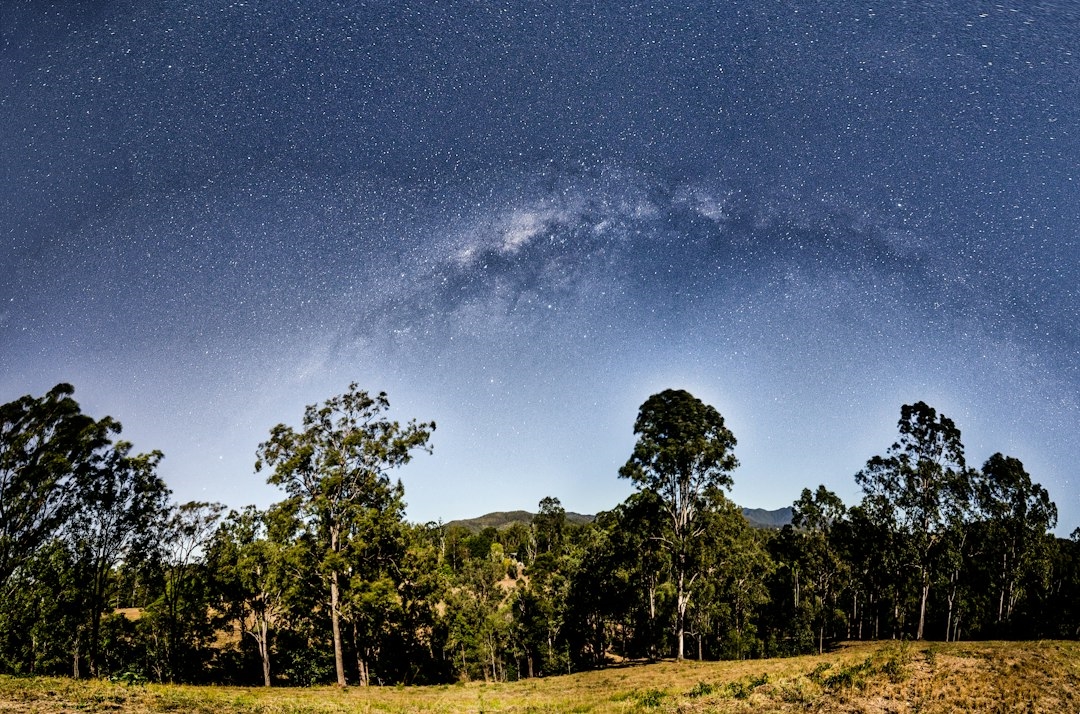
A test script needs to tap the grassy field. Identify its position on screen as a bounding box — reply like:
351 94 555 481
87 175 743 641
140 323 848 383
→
1 640 1078 713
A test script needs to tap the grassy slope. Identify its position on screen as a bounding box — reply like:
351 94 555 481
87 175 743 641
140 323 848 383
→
1 641 1078 713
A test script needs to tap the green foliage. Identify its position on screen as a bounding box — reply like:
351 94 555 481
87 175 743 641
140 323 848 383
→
634 688 666 707
686 680 714 697
973 453 1058 634
723 672 768 699
619 389 738 499
878 641 911 683
140 502 225 683
804 644 909 693
108 668 147 686
0 385 170 679
255 383 434 687
855 401 968 640
1 383 1077 687
0 539 83 675
619 389 740 660
0 383 118 586
534 497 566 556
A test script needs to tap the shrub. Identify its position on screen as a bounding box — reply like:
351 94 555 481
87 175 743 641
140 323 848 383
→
636 688 666 707
686 680 714 698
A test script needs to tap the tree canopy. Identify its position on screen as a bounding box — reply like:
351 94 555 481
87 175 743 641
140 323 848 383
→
255 383 435 687
0 383 1076 686
619 389 739 660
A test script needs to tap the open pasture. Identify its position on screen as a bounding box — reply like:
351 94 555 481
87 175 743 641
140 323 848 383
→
1 641 1078 713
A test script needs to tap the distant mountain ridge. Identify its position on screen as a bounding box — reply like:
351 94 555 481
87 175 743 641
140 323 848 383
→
741 506 794 529
445 506 792 532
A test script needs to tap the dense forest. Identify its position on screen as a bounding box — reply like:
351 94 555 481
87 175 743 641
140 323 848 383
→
1 383 1077 687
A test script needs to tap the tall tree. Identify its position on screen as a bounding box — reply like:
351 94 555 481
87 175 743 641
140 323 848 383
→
789 486 848 653
208 505 287 686
533 496 566 556
975 453 1057 628
341 490 409 686
0 384 117 586
613 491 669 660
68 442 170 677
143 501 225 682
255 384 434 687
855 401 968 640
618 389 738 660
688 500 772 660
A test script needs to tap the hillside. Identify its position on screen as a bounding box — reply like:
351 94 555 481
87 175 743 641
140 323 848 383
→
742 506 794 528
445 506 793 532
445 510 595 532
2 640 1076 713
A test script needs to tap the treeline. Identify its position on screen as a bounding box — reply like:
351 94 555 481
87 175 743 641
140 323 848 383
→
1 383 1078 686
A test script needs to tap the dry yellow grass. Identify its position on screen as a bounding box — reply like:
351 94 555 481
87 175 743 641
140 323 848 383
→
1 640 1077 713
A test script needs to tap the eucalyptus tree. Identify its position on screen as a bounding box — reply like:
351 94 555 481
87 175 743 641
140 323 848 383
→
0 384 117 587
67 442 170 677
255 384 434 687
388 522 450 683
835 503 909 640
563 517 627 668
143 501 225 682
619 389 739 660
512 560 568 677
208 505 288 686
512 499 577 676
340 495 410 686
533 496 566 556
614 490 669 659
1044 531 1080 639
442 541 511 681
855 401 969 640
975 453 1057 629
789 486 848 653
0 538 83 675
688 499 772 660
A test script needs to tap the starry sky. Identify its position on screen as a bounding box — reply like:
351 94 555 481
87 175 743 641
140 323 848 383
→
2 1 1078 533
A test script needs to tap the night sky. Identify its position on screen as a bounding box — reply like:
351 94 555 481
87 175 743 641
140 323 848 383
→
2 2 1078 533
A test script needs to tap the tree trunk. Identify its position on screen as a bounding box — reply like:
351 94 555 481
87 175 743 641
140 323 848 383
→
848 590 856 640
997 550 1008 623
330 569 346 687
358 657 369 687
647 578 658 660
88 559 110 678
1005 577 1017 621
260 620 272 687
676 575 688 661
916 575 930 641
945 569 959 644
352 622 369 686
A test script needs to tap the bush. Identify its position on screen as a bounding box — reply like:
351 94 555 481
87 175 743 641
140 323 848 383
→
724 673 768 700
636 688 666 707
686 680 714 698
